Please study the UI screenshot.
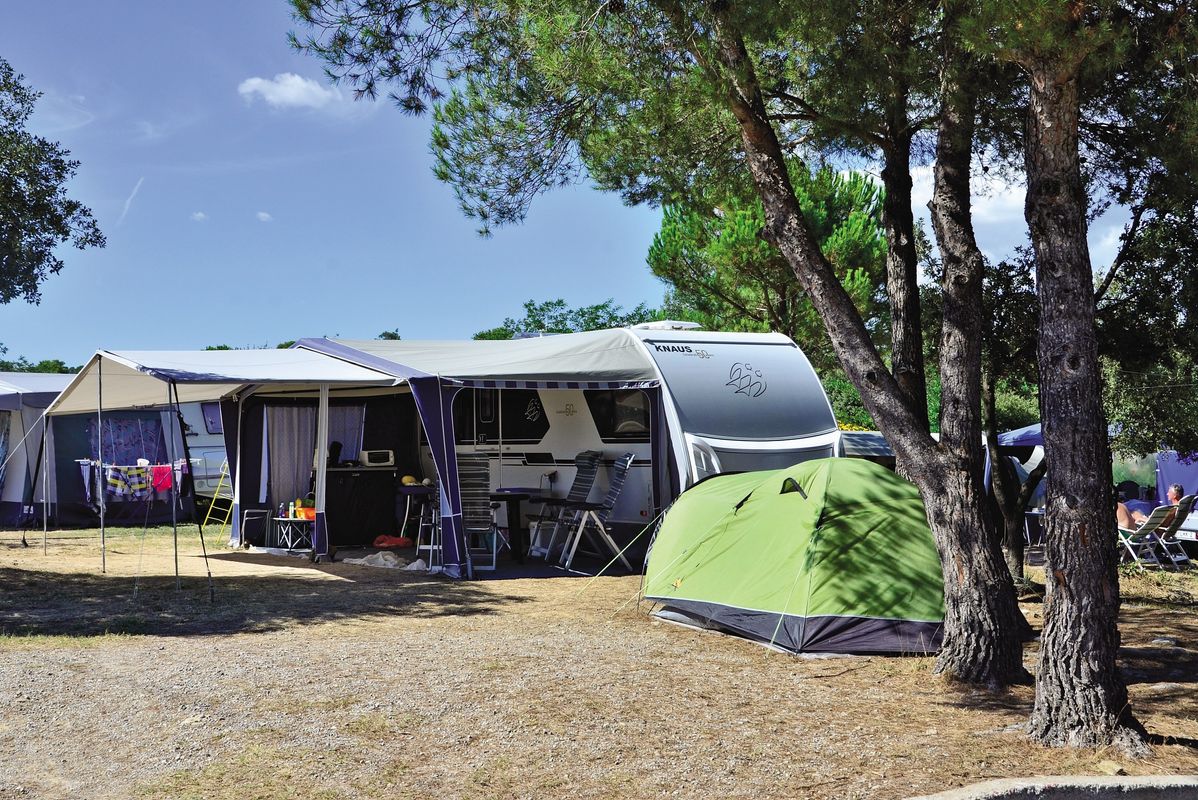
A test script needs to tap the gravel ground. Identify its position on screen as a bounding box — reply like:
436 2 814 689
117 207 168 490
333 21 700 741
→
1 527 1196 800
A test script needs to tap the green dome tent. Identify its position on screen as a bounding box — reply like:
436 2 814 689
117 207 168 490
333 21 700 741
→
643 458 944 654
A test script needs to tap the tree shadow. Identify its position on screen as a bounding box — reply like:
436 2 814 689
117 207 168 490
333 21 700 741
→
0 555 530 639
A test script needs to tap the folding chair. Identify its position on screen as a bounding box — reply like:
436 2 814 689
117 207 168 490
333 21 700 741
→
527 450 602 561
1156 495 1194 569
558 452 636 573
458 453 503 571
1118 505 1174 569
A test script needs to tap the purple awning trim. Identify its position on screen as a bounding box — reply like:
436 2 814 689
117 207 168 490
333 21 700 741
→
450 379 660 390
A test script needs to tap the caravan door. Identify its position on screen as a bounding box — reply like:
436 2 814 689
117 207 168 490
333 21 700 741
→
633 332 840 486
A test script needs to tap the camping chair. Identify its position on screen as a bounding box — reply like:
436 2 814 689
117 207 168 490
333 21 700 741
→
458 453 503 571
558 452 636 573
527 449 603 561
1118 505 1174 569
1156 495 1194 569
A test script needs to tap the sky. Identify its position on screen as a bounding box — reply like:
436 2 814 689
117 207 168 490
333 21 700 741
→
1 1 1129 365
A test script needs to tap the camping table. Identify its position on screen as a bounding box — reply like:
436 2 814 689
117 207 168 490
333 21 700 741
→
398 484 434 535
273 517 314 550
491 488 538 563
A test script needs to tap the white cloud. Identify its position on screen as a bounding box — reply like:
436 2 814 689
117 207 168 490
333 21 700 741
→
256 211 273 223
191 211 208 222
238 73 341 110
116 177 145 226
32 90 95 134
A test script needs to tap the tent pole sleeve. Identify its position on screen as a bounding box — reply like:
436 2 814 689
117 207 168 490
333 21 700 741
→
314 383 330 559
408 377 465 579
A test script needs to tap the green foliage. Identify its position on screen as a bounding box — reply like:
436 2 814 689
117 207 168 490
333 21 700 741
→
648 165 886 374
377 329 402 340
1 58 104 305
993 380 1039 431
1103 355 1198 458
472 298 658 340
823 372 875 430
0 355 77 373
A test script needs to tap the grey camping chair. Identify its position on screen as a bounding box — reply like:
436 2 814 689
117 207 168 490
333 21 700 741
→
527 449 603 561
1156 494 1194 569
458 453 503 571
558 452 636 573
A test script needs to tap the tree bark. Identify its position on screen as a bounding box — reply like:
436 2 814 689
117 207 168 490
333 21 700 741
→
879 24 930 458
1022 58 1145 751
926 29 1028 684
697 7 1026 687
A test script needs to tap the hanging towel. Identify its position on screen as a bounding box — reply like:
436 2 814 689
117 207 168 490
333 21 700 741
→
151 464 173 492
106 466 131 497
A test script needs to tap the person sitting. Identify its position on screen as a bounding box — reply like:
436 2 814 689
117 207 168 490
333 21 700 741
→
1117 502 1144 530
1166 483 1185 506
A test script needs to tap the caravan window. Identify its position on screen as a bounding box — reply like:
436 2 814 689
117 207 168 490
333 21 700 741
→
452 389 550 446
201 402 223 435
584 390 651 443
648 340 837 441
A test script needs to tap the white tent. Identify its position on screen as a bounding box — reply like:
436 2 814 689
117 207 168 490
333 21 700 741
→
0 372 72 529
46 349 400 576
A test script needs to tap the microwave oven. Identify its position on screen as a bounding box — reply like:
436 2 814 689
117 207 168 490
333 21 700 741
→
358 449 395 467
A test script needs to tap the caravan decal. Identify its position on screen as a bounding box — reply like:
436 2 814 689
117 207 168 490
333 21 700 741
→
726 362 767 398
652 344 712 359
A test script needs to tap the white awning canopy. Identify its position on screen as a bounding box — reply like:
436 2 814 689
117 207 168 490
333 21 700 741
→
47 349 400 415
299 328 661 385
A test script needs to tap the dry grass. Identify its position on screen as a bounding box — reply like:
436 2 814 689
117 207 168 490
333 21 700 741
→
1 526 1196 800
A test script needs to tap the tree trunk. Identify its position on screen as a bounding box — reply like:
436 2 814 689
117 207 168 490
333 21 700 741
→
983 369 1027 581
880 12 929 477
926 27 1027 684
698 8 1026 687
1022 59 1145 751
881 125 929 442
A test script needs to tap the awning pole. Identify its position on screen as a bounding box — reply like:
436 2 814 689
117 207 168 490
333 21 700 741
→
42 413 48 554
314 383 330 560
166 382 180 590
98 356 105 574
497 389 503 488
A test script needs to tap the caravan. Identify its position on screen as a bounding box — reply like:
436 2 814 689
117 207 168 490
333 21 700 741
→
393 327 841 531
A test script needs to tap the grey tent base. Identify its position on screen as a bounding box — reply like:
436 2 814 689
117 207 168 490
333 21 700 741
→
650 598 943 655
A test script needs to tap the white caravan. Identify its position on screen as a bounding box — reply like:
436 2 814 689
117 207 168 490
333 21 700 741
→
409 326 841 528
177 401 229 499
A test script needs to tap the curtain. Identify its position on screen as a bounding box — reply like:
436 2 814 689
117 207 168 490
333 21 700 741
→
0 411 10 495
266 405 317 508
327 404 365 462
87 417 166 465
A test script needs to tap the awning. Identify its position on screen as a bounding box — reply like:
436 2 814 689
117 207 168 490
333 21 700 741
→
297 329 661 387
47 349 400 414
0 372 72 410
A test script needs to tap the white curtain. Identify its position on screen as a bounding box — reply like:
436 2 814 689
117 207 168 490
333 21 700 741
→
266 406 317 507
327 404 365 462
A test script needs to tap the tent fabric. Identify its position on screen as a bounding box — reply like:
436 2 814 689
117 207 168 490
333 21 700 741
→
0 372 72 410
48 350 399 415
1156 451 1198 505
297 329 662 386
998 423 1044 447
643 458 944 655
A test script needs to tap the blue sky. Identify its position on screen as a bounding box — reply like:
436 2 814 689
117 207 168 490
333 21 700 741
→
2 1 1127 365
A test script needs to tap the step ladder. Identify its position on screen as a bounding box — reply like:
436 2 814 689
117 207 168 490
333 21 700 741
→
201 460 234 539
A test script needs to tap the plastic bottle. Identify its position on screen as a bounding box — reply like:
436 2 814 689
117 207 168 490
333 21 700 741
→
288 501 295 518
